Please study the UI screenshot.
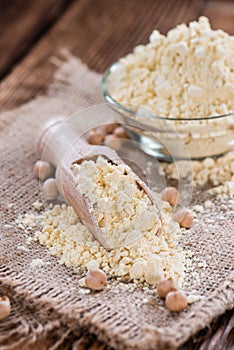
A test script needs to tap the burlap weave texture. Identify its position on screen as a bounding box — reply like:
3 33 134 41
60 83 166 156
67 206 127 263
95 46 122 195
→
0 54 233 350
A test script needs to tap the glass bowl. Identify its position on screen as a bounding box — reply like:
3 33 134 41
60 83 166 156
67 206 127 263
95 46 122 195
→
102 61 234 161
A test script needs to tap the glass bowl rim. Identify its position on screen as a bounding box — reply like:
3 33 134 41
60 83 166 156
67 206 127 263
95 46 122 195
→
102 60 234 122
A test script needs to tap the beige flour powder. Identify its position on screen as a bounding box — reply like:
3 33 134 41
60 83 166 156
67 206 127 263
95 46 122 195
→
111 17 234 119
161 151 234 197
19 157 187 286
72 156 161 248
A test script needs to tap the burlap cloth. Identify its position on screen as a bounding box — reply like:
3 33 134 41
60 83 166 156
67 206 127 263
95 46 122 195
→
0 52 233 350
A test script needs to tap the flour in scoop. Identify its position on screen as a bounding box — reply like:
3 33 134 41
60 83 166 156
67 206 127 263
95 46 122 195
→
72 156 161 248
19 157 187 286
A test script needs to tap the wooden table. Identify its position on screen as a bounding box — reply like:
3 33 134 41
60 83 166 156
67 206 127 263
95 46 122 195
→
0 0 233 348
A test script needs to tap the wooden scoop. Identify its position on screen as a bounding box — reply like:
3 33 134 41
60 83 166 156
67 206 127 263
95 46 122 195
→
37 117 162 251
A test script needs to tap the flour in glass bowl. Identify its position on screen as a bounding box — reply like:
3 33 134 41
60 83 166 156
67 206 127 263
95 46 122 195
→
107 17 234 158
112 17 234 119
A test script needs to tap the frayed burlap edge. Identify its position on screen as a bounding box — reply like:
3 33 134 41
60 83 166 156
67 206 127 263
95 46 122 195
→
0 265 233 350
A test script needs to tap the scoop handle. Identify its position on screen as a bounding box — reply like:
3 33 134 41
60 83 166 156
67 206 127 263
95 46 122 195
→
37 117 90 167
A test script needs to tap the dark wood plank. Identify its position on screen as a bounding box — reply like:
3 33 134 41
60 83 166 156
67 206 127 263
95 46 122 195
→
203 0 234 34
180 309 234 350
0 0 72 78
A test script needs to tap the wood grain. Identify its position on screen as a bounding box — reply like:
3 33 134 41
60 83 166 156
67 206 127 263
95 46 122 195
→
203 0 234 34
0 0 72 78
0 0 233 349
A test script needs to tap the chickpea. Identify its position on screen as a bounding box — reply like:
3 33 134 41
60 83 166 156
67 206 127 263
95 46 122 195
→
103 122 119 134
114 126 128 138
43 178 59 201
173 208 194 228
157 278 178 298
0 296 11 320
165 290 188 312
86 129 105 145
34 160 53 181
84 268 107 290
161 187 179 206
